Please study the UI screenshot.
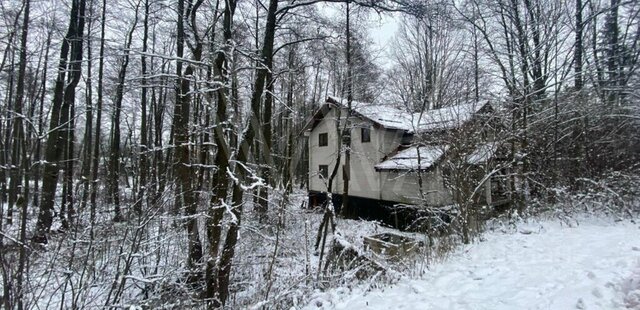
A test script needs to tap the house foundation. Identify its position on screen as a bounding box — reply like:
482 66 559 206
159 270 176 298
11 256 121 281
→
308 191 450 231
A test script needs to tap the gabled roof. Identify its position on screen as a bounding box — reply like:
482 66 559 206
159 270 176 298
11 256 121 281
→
466 142 500 165
413 102 490 133
301 96 492 135
375 142 501 171
375 145 448 171
326 96 413 130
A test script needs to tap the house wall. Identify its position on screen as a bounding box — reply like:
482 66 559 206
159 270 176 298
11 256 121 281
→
379 167 453 206
308 108 341 195
377 127 405 157
308 107 405 201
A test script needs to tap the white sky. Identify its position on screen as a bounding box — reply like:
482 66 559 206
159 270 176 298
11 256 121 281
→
368 12 400 69
320 3 400 69
369 13 399 51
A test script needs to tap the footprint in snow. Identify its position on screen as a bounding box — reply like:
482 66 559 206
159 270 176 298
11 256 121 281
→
519 228 535 235
410 284 424 294
592 287 603 298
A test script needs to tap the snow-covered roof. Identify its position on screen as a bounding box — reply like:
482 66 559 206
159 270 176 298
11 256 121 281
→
375 145 448 171
375 141 501 171
412 102 486 133
326 96 412 130
325 96 489 133
466 142 500 165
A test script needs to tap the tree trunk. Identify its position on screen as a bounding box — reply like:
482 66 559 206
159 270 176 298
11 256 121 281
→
173 0 203 279
32 28 52 210
205 0 236 301
136 0 150 215
33 0 86 244
575 0 584 91
605 0 619 104
79 0 95 215
218 0 278 304
257 73 274 217
109 4 139 221
8 0 31 228
341 1 352 217
14 1 31 307
90 0 106 224
0 9 21 227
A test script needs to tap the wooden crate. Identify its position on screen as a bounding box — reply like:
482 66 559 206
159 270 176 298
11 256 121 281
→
363 233 419 259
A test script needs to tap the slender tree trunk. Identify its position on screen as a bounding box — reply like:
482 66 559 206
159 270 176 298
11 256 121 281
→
8 0 31 229
575 0 584 91
205 0 235 301
173 0 203 279
136 0 150 215
79 0 94 214
282 44 296 190
152 79 165 205
0 8 21 227
472 6 480 102
218 0 278 304
14 1 31 308
257 73 274 217
109 3 139 221
66 96 77 224
60 118 70 230
32 27 52 211
606 0 619 104
90 0 106 224
4 46 16 225
61 91 77 231
341 1 352 217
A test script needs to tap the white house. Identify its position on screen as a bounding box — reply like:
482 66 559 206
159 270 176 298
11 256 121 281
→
302 96 504 228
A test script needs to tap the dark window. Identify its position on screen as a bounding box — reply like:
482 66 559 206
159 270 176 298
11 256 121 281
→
319 165 329 179
319 132 328 147
361 127 371 143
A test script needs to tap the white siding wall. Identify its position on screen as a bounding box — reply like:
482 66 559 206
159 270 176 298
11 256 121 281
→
347 118 384 200
380 168 453 206
308 108 406 200
378 128 404 156
308 109 341 194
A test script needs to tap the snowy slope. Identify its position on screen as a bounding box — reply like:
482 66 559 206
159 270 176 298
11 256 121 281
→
306 219 640 309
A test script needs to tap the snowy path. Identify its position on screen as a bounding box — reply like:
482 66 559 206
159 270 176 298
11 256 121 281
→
309 220 640 309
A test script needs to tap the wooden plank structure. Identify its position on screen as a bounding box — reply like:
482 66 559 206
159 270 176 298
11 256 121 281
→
363 233 420 260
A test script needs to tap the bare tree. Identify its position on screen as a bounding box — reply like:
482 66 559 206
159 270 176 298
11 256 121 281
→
108 1 140 221
33 0 87 243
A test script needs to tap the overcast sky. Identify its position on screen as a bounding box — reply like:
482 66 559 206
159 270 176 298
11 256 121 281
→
320 3 400 69
368 12 400 69
369 13 399 51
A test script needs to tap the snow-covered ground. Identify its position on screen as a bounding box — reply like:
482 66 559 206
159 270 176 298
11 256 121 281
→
306 219 640 309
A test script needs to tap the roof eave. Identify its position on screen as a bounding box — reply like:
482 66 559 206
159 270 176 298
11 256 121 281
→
297 102 336 136
374 166 436 172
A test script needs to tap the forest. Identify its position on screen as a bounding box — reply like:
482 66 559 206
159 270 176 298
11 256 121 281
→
0 0 638 308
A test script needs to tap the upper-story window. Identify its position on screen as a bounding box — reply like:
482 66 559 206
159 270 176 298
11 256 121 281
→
361 127 371 143
319 132 328 147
